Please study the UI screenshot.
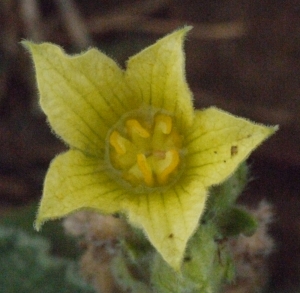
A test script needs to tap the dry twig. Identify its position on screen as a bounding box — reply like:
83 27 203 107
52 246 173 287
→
86 0 172 35
135 19 246 40
20 0 44 42
55 0 93 49
86 0 245 40
1 0 19 55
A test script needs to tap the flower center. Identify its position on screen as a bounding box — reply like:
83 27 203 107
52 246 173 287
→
107 110 183 188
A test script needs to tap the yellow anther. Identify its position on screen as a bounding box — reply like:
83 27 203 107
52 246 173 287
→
109 131 127 155
156 149 180 185
137 153 154 187
126 119 150 138
155 114 172 134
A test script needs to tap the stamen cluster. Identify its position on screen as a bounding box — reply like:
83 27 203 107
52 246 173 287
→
108 111 183 188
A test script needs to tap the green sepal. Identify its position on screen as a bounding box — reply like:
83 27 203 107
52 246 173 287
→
217 207 258 237
205 162 249 220
111 254 152 293
122 226 154 262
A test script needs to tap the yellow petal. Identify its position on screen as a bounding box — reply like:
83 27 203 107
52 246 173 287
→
22 41 130 156
125 27 194 130
185 107 278 187
35 150 126 230
124 179 207 270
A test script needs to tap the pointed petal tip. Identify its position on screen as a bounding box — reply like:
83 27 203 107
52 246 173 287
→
271 124 279 133
170 259 183 272
258 123 278 142
34 218 43 232
21 40 40 54
20 39 30 48
21 40 39 51
170 25 193 40
158 250 183 272
21 40 50 57
181 25 193 33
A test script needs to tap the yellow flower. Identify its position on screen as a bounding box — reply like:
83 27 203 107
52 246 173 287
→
23 27 276 270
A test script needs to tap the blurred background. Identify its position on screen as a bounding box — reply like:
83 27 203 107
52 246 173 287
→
0 0 299 292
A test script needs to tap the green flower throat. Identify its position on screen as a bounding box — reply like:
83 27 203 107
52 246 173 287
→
107 108 184 188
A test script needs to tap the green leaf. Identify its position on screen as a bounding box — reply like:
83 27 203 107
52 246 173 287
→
0 226 95 293
0 204 79 259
